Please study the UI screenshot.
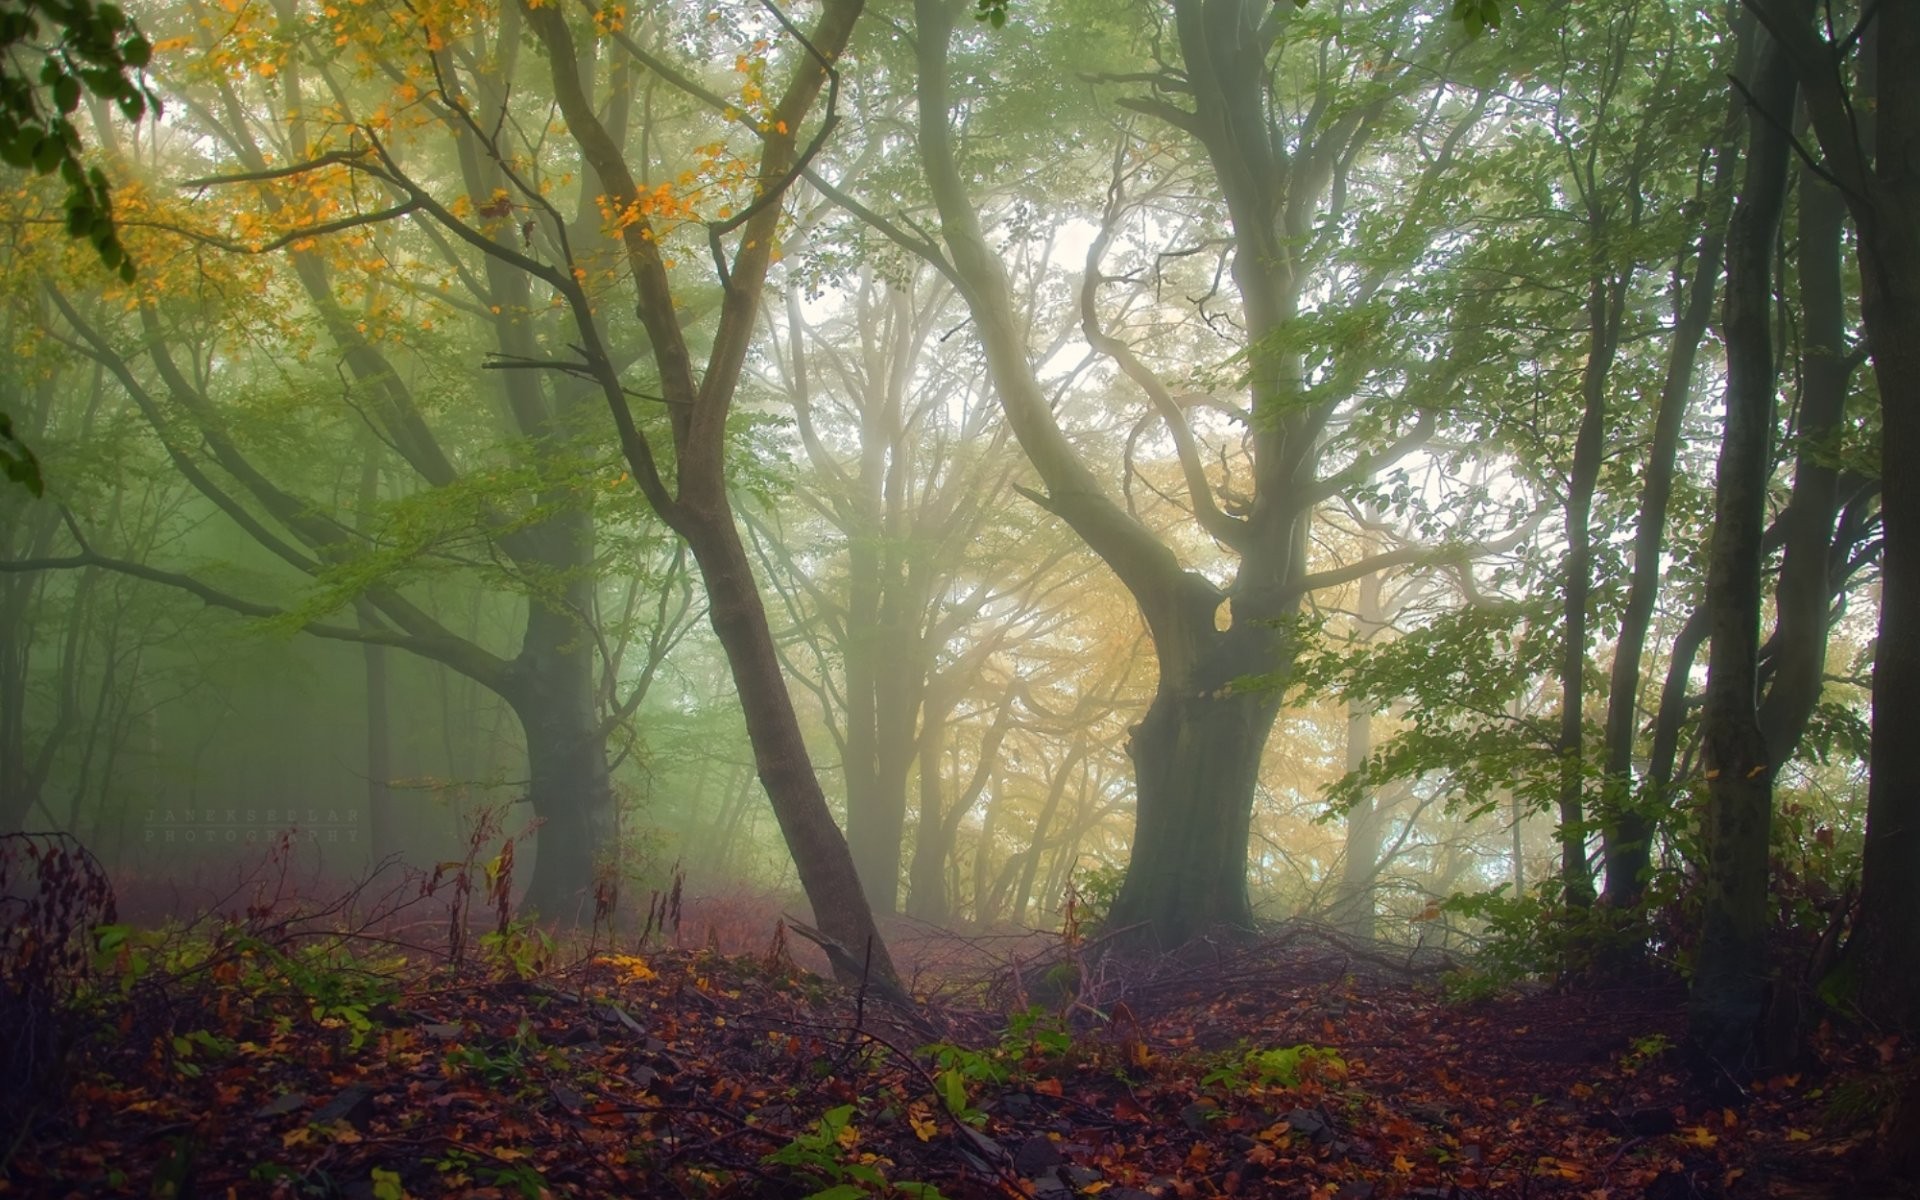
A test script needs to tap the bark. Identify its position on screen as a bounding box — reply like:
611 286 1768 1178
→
522 0 894 983
356 459 395 868
1010 741 1088 926
1334 567 1389 939
505 533 615 920
684 504 891 974
906 681 1011 923
1688 13 1797 1066
1111 662 1286 945
906 717 952 925
1336 694 1382 940
358 609 394 868
1599 95 1739 906
1756 172 1853 764
1751 0 1920 1032
1556 270 1625 908
1841 3 1920 1032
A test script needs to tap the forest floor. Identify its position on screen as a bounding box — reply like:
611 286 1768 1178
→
4 910 1910 1200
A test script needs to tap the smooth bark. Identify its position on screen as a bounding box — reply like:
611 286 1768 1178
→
1689 12 1797 1066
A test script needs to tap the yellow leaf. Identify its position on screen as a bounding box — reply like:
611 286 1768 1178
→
1786 1129 1812 1141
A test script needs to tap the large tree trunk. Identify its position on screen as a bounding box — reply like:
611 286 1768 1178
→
1106 637 1286 947
507 555 615 920
1689 12 1796 1066
1843 2 1920 1033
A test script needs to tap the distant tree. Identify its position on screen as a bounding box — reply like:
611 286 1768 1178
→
907 0 1529 949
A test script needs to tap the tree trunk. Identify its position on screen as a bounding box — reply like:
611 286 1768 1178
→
1843 0 1920 1034
1011 742 1087 926
1756 172 1852 764
359 615 394 869
1335 566 1388 938
1599 95 1738 905
508 557 615 921
905 715 952 925
842 537 891 908
681 505 898 983
1557 269 1624 908
1106 653 1285 948
1689 13 1796 1066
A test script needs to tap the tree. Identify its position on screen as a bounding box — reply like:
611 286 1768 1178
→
497 0 899 983
1689 4 1798 1067
901 0 1531 948
1749 0 1920 1032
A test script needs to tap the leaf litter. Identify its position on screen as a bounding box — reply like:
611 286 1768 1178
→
3 917 1905 1199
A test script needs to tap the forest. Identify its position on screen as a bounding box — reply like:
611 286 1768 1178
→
1 0 1917 1194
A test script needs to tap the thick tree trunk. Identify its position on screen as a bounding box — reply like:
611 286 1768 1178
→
1689 15 1795 1067
1106 643 1286 948
1845 4 1920 1033
508 561 615 921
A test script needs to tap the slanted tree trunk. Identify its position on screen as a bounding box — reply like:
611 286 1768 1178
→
522 0 894 984
1757 171 1856 763
1689 12 1796 1065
